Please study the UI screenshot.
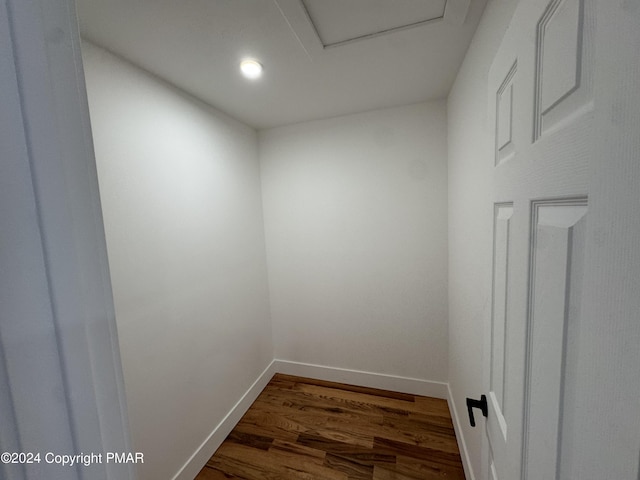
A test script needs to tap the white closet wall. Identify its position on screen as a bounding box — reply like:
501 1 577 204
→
260 101 449 382
82 43 273 480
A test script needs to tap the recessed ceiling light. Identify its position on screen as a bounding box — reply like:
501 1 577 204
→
240 59 263 79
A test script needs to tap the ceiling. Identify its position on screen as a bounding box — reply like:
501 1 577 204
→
77 0 487 129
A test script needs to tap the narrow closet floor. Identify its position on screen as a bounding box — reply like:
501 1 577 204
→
195 373 466 479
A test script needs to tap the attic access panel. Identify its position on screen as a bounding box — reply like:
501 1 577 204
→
302 0 447 48
275 0 471 56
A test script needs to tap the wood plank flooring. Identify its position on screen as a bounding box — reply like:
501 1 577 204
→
195 374 466 480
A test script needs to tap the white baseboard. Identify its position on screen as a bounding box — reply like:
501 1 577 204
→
173 359 451 480
273 359 448 399
447 384 476 480
172 360 277 480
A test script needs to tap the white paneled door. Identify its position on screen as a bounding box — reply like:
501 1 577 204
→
477 0 640 479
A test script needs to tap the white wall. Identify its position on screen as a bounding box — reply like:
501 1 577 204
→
446 0 518 476
82 43 272 480
260 102 449 382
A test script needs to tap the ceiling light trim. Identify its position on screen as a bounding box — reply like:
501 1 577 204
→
240 59 264 79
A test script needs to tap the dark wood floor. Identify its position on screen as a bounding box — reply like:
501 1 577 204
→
195 374 466 480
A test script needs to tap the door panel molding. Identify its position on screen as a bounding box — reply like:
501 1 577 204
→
489 202 514 442
522 196 588 480
533 0 590 141
495 62 518 166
